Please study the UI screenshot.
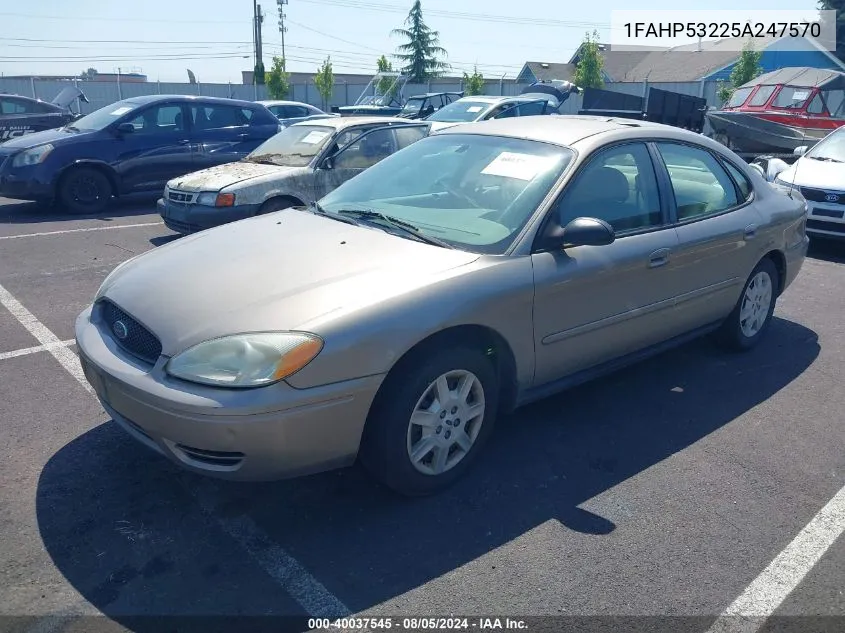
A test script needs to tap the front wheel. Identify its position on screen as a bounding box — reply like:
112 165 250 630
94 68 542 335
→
359 347 499 496
58 167 113 214
718 258 779 351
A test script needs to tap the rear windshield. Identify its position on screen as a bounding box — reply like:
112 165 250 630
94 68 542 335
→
244 124 335 167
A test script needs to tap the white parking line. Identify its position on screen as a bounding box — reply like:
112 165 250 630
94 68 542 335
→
0 339 75 361
0 222 164 241
706 483 845 633
0 283 351 619
0 284 91 393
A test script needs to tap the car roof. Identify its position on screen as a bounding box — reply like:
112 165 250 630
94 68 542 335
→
289 115 406 129
257 100 314 107
452 95 511 104
433 115 706 147
118 94 262 108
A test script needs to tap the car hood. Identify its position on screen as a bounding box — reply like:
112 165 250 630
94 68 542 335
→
0 126 94 151
780 157 845 189
167 161 309 193
99 209 481 356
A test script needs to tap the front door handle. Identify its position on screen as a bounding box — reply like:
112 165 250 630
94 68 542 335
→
648 248 671 268
744 224 757 240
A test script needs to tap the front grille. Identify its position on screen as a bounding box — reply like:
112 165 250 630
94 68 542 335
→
807 218 845 234
175 444 244 469
800 187 845 205
99 299 162 364
168 190 195 203
811 208 845 219
163 217 201 235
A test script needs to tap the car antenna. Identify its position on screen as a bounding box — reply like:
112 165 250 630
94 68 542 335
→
788 126 809 200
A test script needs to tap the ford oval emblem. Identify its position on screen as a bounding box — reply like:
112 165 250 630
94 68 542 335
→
112 320 129 340
825 193 839 202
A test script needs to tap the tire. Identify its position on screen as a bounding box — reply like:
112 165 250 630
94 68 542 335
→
359 346 500 497
58 167 113 214
718 257 780 351
258 197 297 215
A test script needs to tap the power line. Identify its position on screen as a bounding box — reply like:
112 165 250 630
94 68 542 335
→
0 11 244 25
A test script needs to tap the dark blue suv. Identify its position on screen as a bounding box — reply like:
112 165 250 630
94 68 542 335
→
0 95 281 213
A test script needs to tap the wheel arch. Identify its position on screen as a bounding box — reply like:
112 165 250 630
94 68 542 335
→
55 160 120 197
369 324 520 419
762 248 787 296
260 194 304 212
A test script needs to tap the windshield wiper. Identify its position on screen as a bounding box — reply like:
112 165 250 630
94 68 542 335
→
336 208 454 249
309 201 360 225
807 155 844 162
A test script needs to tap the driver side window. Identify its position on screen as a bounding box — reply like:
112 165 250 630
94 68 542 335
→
127 105 185 134
555 143 662 233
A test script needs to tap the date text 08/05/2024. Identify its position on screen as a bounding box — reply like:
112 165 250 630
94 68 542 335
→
308 617 529 630
623 21 822 39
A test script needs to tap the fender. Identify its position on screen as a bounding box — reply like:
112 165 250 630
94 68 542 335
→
53 159 122 193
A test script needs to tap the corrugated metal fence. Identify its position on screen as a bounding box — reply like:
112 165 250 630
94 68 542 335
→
0 77 722 116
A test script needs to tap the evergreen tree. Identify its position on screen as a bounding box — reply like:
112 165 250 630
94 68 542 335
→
392 1 449 82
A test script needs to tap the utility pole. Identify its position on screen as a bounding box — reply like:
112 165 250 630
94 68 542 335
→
277 0 288 67
253 0 265 85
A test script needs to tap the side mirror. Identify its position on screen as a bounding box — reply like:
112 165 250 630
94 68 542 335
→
793 145 808 156
115 122 135 134
543 216 615 250
322 155 334 170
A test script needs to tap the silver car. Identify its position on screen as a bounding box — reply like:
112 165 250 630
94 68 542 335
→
76 116 809 496
157 117 430 234
256 99 338 127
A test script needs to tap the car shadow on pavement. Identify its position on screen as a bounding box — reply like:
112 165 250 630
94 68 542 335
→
36 317 820 626
807 239 845 264
0 195 160 224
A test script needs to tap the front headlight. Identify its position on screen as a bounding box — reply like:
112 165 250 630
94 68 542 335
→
12 144 54 167
196 191 235 207
166 332 323 388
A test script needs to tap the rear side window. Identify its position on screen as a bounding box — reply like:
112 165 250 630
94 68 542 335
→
656 142 739 220
722 160 753 201
192 104 251 130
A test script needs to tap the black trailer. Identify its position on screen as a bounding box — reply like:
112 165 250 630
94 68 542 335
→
578 86 706 133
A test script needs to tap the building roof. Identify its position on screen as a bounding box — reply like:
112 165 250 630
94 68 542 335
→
519 62 577 83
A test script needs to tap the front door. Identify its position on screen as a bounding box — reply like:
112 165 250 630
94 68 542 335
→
531 141 683 385
313 124 429 199
652 141 766 331
113 102 196 193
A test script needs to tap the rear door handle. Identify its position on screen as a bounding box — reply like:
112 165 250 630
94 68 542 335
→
744 224 757 240
648 248 671 268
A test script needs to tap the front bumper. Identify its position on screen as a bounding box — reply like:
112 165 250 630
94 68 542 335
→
805 202 845 241
158 197 262 234
0 159 54 201
75 304 384 481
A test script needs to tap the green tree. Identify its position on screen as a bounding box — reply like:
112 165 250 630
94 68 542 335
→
376 54 399 101
819 1 845 62
265 56 291 99
716 40 763 104
391 0 449 82
573 30 604 89
462 65 485 96
314 56 335 111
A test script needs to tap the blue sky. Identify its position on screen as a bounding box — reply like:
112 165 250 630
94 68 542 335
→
0 0 823 83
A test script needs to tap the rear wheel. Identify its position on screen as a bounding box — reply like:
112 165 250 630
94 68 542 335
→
718 258 779 351
58 167 113 214
359 346 499 496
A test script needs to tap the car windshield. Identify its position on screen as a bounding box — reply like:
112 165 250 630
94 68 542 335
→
726 87 753 108
318 133 574 254
68 99 142 131
805 127 845 162
426 100 494 122
402 99 424 113
245 124 335 167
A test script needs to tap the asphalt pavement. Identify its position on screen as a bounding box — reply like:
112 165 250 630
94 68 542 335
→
0 196 843 633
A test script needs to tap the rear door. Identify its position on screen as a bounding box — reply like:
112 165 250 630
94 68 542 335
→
651 141 765 331
112 101 196 193
313 123 429 199
190 102 278 170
